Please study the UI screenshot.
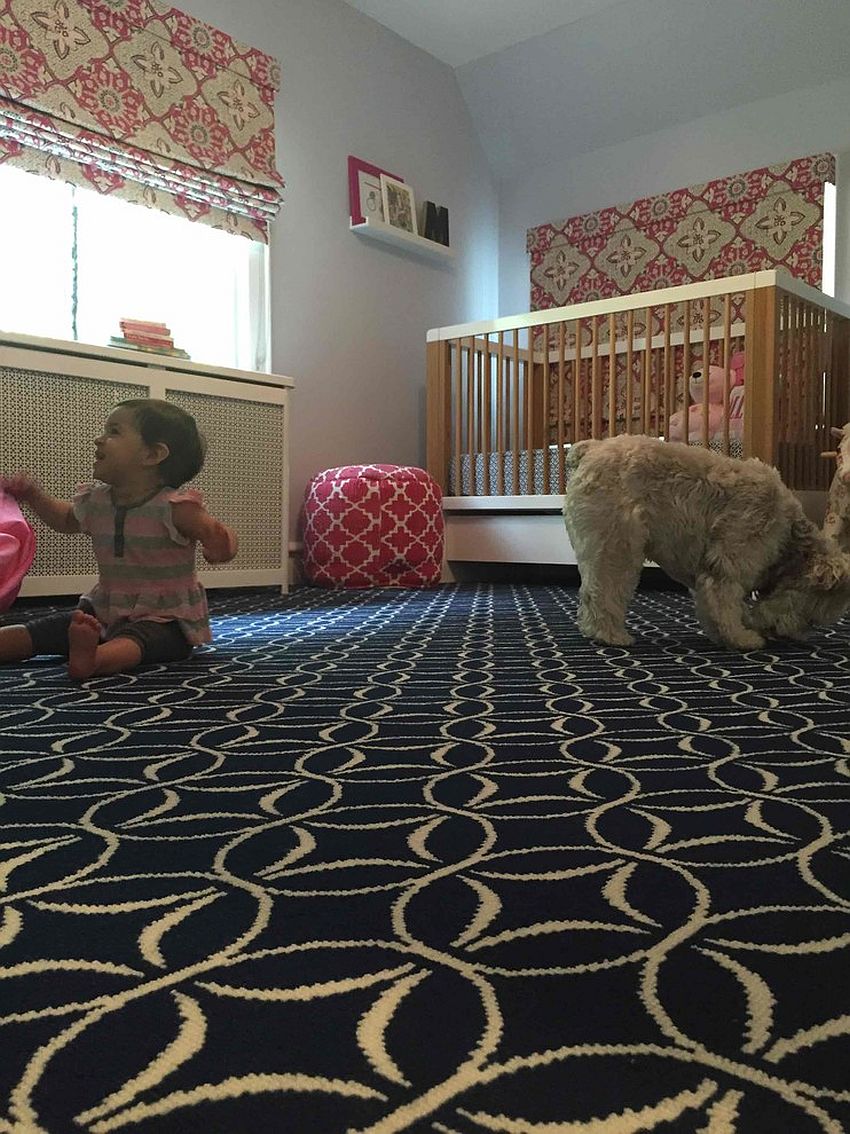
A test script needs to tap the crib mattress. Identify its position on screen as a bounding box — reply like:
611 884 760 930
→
449 437 744 496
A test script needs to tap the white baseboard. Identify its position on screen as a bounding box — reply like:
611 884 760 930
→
288 540 304 587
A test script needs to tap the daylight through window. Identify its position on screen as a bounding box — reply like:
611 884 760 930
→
0 164 270 372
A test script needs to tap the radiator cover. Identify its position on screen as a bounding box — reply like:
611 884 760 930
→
0 337 292 596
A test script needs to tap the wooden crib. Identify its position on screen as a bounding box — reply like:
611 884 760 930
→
426 271 850 573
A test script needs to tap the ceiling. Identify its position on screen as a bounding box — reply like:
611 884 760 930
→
342 0 850 183
340 0 628 68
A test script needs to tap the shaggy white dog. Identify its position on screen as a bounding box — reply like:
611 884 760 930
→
563 434 850 650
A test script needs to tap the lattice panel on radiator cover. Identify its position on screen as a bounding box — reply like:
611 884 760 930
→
0 368 146 576
165 388 285 572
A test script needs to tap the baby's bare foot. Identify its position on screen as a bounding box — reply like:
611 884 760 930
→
68 610 101 680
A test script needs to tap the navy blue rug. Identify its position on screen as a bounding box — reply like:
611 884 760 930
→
1 585 849 1133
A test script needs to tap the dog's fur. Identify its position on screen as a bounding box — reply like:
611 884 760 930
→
822 422 850 552
563 434 850 650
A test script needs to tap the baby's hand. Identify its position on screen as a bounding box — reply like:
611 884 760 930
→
1 474 40 502
171 501 238 562
202 522 238 564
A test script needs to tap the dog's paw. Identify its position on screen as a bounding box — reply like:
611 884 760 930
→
725 629 765 652
577 614 633 647
591 627 634 647
782 629 811 643
697 624 723 646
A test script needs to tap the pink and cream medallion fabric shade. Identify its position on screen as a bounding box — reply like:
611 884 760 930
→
0 0 283 240
528 154 835 314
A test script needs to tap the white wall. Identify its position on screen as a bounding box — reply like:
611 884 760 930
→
499 75 850 318
182 0 498 540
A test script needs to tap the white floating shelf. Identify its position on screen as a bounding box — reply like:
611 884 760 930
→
351 217 454 261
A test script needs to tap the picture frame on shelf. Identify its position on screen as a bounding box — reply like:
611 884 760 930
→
347 155 403 225
380 174 417 235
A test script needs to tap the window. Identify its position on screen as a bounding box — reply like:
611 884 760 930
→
0 166 75 342
0 164 270 372
822 180 837 298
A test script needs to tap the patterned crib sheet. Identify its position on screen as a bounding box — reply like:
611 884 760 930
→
450 436 745 496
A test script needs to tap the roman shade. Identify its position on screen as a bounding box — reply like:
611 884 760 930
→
0 0 283 240
529 154 835 315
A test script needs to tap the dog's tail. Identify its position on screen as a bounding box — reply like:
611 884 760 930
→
565 439 596 470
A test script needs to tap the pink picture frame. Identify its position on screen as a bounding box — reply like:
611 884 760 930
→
348 155 404 225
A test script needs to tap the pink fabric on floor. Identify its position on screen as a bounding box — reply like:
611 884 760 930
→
0 492 36 613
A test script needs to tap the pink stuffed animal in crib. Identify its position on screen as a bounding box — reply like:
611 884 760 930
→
668 351 745 443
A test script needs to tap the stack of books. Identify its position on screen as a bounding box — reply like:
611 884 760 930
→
110 319 190 359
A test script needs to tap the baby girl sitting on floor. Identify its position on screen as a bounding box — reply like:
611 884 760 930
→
0 399 237 680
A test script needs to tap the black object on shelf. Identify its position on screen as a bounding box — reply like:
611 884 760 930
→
435 205 449 246
423 201 450 246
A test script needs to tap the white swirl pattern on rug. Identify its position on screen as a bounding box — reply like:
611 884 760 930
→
0 585 849 1133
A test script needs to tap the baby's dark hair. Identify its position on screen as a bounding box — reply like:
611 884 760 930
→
117 399 206 487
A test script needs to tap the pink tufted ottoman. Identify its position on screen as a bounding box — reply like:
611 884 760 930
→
302 464 444 587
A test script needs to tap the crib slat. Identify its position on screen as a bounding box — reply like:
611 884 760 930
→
526 325 535 490
453 338 462 494
787 294 794 452
663 304 672 439
833 315 850 459
701 296 711 448
482 336 491 496
745 284 779 470
496 332 505 496
682 301 691 436
784 292 793 460
795 299 802 485
820 306 827 489
811 306 825 487
542 323 551 494
816 308 820 485
786 297 797 486
816 307 827 490
799 301 807 488
626 310 634 434
608 314 616 438
798 300 806 477
785 294 793 448
794 297 804 487
465 337 477 496
642 306 652 434
589 316 599 438
825 311 836 490
803 303 812 488
504 335 512 492
722 292 732 454
573 318 582 445
510 328 516 492
557 322 566 492
797 297 802 474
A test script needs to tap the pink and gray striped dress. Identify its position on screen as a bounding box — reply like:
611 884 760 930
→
73 483 211 645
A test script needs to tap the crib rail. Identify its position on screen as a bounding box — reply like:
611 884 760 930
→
775 287 849 490
427 271 850 498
